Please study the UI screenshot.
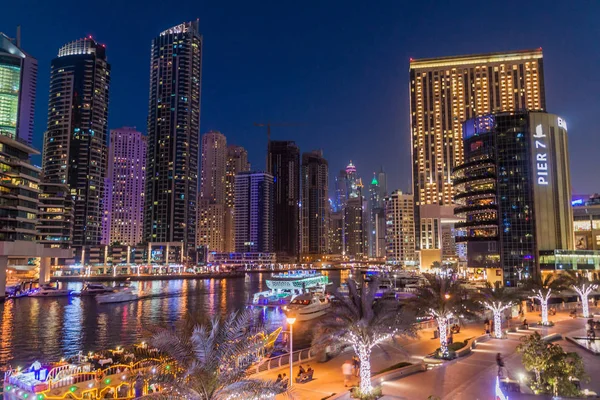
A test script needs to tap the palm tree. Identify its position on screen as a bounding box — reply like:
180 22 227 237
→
479 282 519 338
141 310 285 399
312 279 415 396
564 271 598 318
523 274 567 325
410 274 480 357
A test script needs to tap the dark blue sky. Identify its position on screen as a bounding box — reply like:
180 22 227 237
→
2 0 599 194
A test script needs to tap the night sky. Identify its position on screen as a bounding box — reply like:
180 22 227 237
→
2 0 599 195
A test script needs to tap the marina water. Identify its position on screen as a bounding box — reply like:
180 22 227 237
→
0 270 349 368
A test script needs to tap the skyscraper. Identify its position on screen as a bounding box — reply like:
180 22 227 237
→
301 151 329 255
104 127 146 246
409 49 546 269
344 197 364 257
367 174 386 258
0 29 37 144
270 140 300 260
454 111 572 285
144 21 202 252
197 130 227 252
234 172 274 253
42 36 110 251
224 145 249 252
384 191 416 265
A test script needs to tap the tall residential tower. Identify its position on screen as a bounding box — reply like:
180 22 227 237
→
104 127 146 246
42 37 110 251
234 172 274 253
144 21 202 253
301 151 329 256
409 49 545 269
0 29 37 144
224 145 249 252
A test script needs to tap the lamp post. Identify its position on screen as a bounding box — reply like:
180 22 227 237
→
286 315 296 387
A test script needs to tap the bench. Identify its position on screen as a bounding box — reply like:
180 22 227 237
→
295 370 314 383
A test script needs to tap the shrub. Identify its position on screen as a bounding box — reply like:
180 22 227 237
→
351 386 383 399
374 362 412 375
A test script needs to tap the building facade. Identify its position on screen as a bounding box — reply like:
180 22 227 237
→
572 195 600 251
301 151 329 255
197 130 227 252
0 30 37 144
269 140 300 260
144 21 202 252
224 145 249 252
453 111 572 285
344 197 364 257
410 49 546 268
234 172 274 253
104 127 146 246
42 37 110 252
384 191 416 266
37 182 74 252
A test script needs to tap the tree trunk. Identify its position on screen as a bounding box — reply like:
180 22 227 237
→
541 298 549 325
358 347 373 394
581 293 590 318
493 311 503 338
437 317 449 356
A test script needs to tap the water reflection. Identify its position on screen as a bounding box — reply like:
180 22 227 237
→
0 271 343 367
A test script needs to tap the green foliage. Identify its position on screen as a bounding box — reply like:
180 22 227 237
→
517 332 588 397
351 386 382 399
139 310 285 399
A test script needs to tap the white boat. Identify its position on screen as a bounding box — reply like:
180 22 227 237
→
28 284 72 297
284 292 331 321
252 270 329 305
96 285 138 304
78 283 114 296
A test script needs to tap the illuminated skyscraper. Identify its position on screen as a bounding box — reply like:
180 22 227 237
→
197 130 226 252
384 191 416 265
104 127 146 246
0 29 37 144
409 49 546 268
234 172 274 253
269 141 300 260
224 145 249 252
301 151 329 255
144 21 202 252
42 36 110 251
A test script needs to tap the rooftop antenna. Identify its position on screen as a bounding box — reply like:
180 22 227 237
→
16 25 21 47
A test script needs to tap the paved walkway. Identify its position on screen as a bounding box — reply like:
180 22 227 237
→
381 309 600 400
262 308 600 399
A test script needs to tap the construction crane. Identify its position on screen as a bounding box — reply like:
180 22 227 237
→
253 122 302 174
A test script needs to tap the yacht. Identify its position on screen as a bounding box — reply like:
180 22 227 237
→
28 284 72 297
284 292 331 321
78 283 114 296
252 270 329 305
96 284 138 304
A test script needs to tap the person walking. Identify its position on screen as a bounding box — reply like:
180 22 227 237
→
352 356 360 377
496 353 505 377
342 360 354 387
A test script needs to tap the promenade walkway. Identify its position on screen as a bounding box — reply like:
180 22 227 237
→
261 308 599 399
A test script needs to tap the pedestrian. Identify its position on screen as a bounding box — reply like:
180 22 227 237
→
496 353 505 377
352 356 360 377
342 360 353 387
275 374 282 383
484 321 490 335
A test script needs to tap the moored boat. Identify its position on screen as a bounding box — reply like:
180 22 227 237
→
251 270 329 305
283 292 331 321
28 284 72 297
77 283 114 296
96 284 138 304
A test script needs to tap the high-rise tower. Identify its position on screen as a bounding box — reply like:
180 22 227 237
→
197 130 226 252
42 36 110 250
234 172 274 253
270 141 300 260
409 49 545 269
301 151 329 255
224 145 249 252
0 29 37 144
144 21 202 252
104 127 146 246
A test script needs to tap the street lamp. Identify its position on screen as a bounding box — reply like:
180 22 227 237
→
286 314 297 387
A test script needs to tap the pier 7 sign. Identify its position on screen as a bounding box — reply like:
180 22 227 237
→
533 124 549 186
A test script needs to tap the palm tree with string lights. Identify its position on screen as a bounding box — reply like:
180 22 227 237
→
311 278 416 396
522 274 568 326
409 274 481 357
139 309 286 399
478 281 519 338
563 270 599 318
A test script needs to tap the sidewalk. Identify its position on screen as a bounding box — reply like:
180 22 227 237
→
260 322 485 399
380 309 600 400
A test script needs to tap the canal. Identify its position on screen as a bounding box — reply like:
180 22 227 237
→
0 270 351 368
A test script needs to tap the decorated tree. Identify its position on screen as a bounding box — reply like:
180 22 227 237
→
523 274 567 325
312 279 415 396
410 274 480 357
479 282 519 338
564 271 598 318
141 310 285 399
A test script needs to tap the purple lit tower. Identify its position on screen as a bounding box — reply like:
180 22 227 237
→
104 127 147 246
